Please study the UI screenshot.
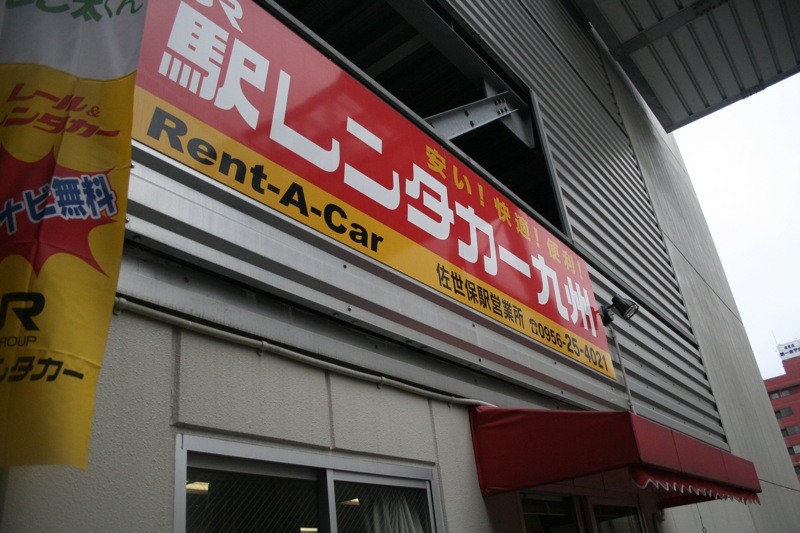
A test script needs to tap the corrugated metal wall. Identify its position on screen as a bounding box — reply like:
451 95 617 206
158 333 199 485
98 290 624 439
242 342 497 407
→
443 0 726 445
122 0 729 447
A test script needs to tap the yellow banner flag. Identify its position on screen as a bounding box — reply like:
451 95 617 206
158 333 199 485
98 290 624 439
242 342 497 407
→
0 1 147 468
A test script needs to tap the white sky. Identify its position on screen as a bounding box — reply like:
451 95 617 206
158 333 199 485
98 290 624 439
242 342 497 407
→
673 73 800 380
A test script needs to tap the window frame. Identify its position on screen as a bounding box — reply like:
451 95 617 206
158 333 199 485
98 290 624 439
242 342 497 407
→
781 425 800 437
174 434 444 533
586 498 646 533
521 490 647 533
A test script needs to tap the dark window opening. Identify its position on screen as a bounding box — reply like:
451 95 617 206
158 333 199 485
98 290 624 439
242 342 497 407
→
335 480 432 533
520 493 645 533
186 467 321 533
593 504 644 533
521 494 581 533
453 121 562 226
782 425 800 437
274 0 564 231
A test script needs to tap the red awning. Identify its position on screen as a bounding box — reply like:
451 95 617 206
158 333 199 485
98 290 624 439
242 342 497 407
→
470 406 761 508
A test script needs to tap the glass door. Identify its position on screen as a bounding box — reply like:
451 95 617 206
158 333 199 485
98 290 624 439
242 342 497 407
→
591 504 644 533
522 493 583 533
521 492 648 533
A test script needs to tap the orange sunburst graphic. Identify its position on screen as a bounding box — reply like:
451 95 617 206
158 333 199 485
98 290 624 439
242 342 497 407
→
0 145 118 275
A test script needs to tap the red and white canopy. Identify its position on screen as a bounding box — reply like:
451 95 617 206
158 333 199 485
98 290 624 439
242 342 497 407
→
470 406 761 508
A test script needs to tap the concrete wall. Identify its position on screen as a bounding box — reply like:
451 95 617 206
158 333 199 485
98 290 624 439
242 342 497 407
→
1 308 500 532
607 53 800 533
1 312 176 532
176 326 496 532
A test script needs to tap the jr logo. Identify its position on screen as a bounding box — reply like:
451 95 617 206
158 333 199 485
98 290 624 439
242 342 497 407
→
0 292 45 331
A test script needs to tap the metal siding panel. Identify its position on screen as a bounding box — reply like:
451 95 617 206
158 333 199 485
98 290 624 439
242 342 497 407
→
444 0 722 442
444 0 692 326
543 117 659 226
520 0 620 120
670 25 725 106
762 0 800 71
600 0 643 41
544 140 677 272
689 16 743 98
651 0 681 19
540 108 691 327
711 5 762 88
732 0 780 81
630 46 687 123
590 271 727 447
563 216 684 314
603 54 740 447
652 37 709 115
619 0 661 31
783 0 800 65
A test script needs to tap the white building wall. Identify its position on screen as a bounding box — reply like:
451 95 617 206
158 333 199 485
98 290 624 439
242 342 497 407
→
1 312 176 532
178 330 333 448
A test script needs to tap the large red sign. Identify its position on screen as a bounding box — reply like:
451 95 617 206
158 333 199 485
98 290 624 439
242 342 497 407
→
132 0 614 376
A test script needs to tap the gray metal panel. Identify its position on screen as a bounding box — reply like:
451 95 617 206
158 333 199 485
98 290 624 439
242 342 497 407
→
443 0 724 443
442 0 692 333
568 0 800 131
520 0 621 122
590 268 727 448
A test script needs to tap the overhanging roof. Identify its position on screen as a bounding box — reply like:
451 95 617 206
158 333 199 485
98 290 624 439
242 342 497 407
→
470 407 761 508
568 0 800 131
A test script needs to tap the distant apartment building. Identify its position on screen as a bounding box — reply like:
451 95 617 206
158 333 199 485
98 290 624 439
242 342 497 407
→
765 341 800 481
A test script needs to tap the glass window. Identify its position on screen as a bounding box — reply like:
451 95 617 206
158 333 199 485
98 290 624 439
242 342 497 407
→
180 441 439 533
593 505 644 533
335 480 431 533
782 425 800 437
186 467 320 533
521 494 580 533
776 407 794 419
771 391 781 399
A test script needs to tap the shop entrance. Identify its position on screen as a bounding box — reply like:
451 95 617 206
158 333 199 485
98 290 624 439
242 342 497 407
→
522 493 645 533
